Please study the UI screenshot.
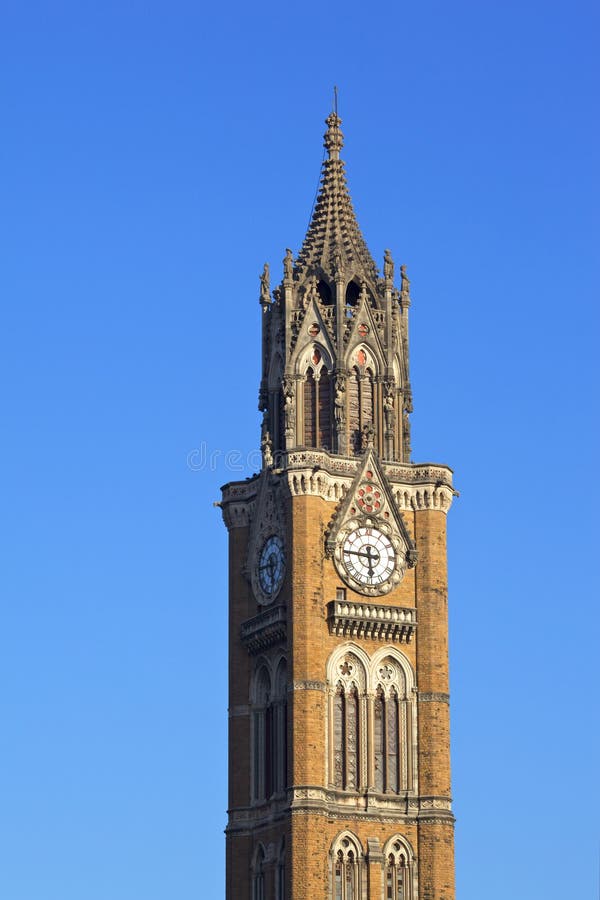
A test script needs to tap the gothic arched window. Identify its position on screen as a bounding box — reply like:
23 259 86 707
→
372 656 412 794
328 645 417 799
383 837 415 900
328 650 367 792
252 666 271 802
252 844 266 900
333 682 359 790
304 367 316 446
318 366 332 449
303 362 332 450
347 361 377 455
330 833 363 900
252 659 287 803
273 658 288 795
276 837 286 900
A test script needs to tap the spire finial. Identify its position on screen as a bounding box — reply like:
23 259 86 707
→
324 98 343 161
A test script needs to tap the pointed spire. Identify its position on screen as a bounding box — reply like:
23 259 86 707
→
295 112 379 284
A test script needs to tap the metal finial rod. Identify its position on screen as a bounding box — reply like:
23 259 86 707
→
333 85 338 116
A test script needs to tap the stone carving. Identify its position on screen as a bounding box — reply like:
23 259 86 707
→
260 418 273 469
333 248 343 278
400 264 410 297
282 377 295 440
260 262 270 303
283 248 293 281
303 274 318 308
334 373 346 427
361 422 375 450
384 249 394 282
383 390 395 431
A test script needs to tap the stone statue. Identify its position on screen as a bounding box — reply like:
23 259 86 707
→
283 248 293 281
383 391 395 430
361 422 375 451
283 378 295 436
304 275 318 308
400 264 410 295
334 374 346 426
261 430 273 468
402 408 411 460
260 262 270 302
333 248 343 277
384 249 394 282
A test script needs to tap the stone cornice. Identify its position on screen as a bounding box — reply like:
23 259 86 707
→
327 599 416 643
240 605 287 655
418 691 450 704
227 788 454 832
220 452 455 528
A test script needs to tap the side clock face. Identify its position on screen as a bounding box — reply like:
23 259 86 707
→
258 535 285 599
342 526 396 588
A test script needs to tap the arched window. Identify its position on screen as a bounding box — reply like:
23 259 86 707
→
252 844 266 900
361 368 374 433
383 837 415 900
304 367 316 446
303 362 332 450
330 833 363 900
328 645 417 799
372 654 413 794
345 280 360 306
328 649 367 792
348 367 360 453
317 280 333 305
333 682 359 790
276 837 286 900
318 366 332 449
252 666 271 802
347 361 376 455
273 658 288 795
252 660 287 802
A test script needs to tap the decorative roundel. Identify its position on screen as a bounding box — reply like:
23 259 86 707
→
334 519 406 596
257 534 285 602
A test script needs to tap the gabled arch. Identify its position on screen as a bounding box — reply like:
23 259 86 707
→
369 646 415 696
296 341 334 376
251 843 266 900
330 829 364 858
345 278 361 306
268 353 284 390
326 643 370 688
251 661 272 704
345 341 382 375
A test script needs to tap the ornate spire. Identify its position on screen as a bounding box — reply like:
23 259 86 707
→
295 113 379 283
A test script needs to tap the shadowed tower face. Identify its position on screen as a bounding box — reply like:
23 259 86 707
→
221 111 456 900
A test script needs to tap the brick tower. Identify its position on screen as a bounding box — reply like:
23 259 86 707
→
220 110 456 900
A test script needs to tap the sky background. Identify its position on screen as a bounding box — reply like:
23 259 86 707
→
1 1 599 898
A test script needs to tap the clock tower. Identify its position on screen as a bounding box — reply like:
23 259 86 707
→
220 111 456 900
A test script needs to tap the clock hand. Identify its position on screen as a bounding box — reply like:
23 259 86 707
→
364 544 377 577
344 547 380 564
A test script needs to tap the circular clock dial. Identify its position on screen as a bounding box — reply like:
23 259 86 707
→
342 527 396 587
258 535 285 598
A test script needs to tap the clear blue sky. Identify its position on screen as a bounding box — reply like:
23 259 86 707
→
1 2 598 898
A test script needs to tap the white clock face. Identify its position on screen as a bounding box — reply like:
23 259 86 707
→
342 527 396 587
258 535 285 599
